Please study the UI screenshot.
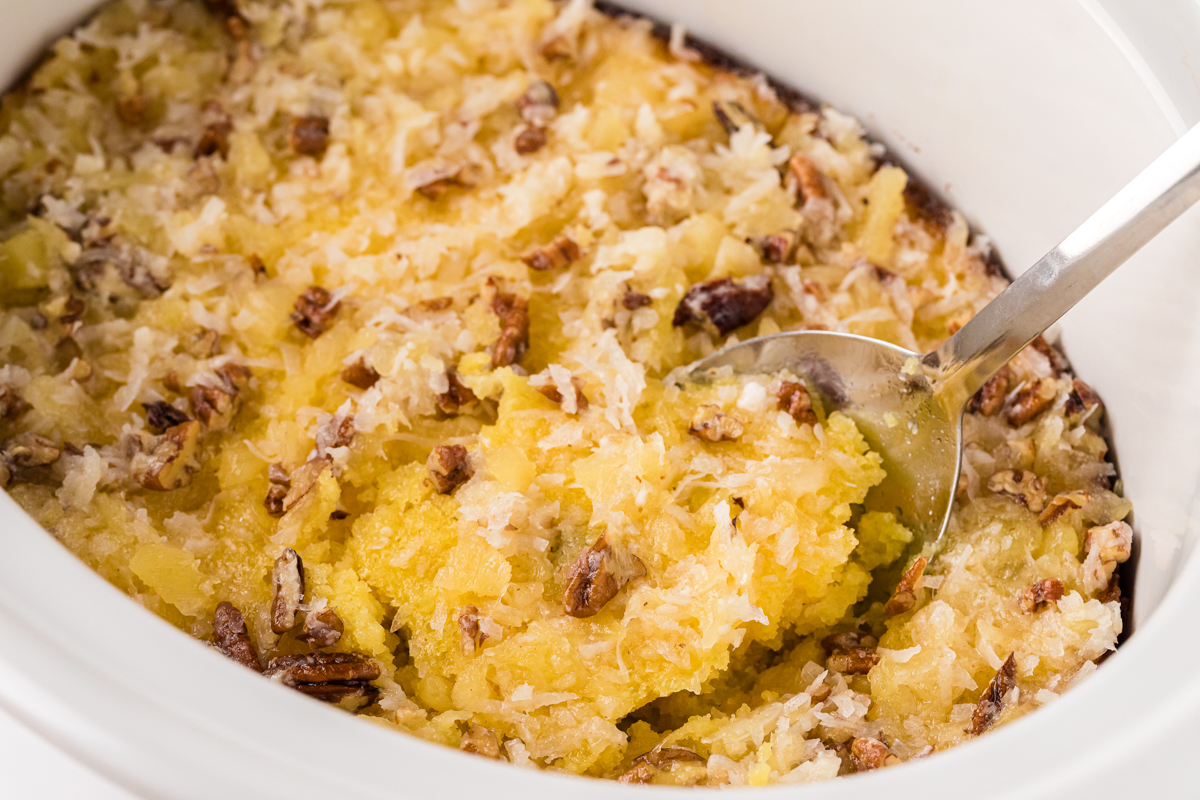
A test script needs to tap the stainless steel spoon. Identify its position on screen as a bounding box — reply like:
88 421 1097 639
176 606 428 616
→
690 123 1200 547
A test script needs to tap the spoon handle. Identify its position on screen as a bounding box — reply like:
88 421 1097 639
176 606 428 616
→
927 122 1200 410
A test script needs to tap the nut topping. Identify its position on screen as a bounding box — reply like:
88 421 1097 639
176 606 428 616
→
786 153 829 205
133 420 202 491
270 548 305 634
460 724 501 759
987 469 1047 514
688 405 744 442
194 121 231 159
458 605 487 655
288 115 330 158
712 100 761 136
143 400 190 434
755 231 798 264
967 366 1010 417
622 290 653 310
437 370 479 415
212 601 262 672
0 432 60 485
516 81 560 128
777 381 817 425
1018 578 1064 613
264 652 380 706
264 463 290 517
563 533 646 618
1064 379 1102 425
885 556 927 616
1038 491 1089 526
341 359 380 390
821 631 880 675
278 456 331 514
514 126 548 155
410 163 473 200
673 275 774 336
0 385 28 420
1006 377 1057 426
291 286 340 339
1031 335 1069 376
618 746 705 784
969 653 1016 736
1082 520 1133 595
521 235 580 271
850 737 897 772
491 287 530 368
191 363 252 431
300 608 344 649
428 444 472 494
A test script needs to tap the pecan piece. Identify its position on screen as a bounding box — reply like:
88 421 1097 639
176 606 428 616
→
689 405 744 442
264 463 290 517
212 601 262 672
673 275 774 336
822 631 880 675
277 457 331 514
458 605 487 655
143 400 190 434
755 230 798 264
491 288 530 368
521 235 580 271
514 126 548 155
289 115 330 158
712 100 761 136
850 737 898 772
436 371 478 415
194 121 231 159
987 469 1047 514
270 548 305 634
409 163 473 200
1064 379 1102 425
133 420 202 491
460 724 501 759
516 81 559 127
1018 578 1064 613
786 153 829 205
536 378 589 414
885 555 927 615
777 381 817 425
967 366 1010 416
291 286 340 339
0 432 60 485
618 746 705 784
265 652 380 706
1038 491 1089 526
1031 335 1069 375
1006 377 1056 426
563 533 645 618
428 444 472 494
903 179 952 230
0 385 28 420
622 290 653 310
1082 520 1133 595
969 653 1016 736
341 359 380 390
300 608 344 649
191 363 252 431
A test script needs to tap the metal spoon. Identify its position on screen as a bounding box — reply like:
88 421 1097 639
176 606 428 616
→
690 123 1200 547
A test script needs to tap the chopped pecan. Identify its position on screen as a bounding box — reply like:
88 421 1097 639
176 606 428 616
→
115 94 146 125
460 724 501 759
341 359 380 390
1064 379 1102 425
1006 378 1057 426
1018 578 1064 613
133 420 202 491
967 366 1010 416
437 371 478 415
516 81 559 127
59 295 86 324
969 653 1016 735
821 631 878 653
903 179 952 230
0 432 60 485
410 163 473 200
987 469 1047 514
536 378 588 414
247 253 266 276
521 235 580 271
1038 491 1089 526
850 737 897 772
689 405 744 443
822 631 880 675
73 243 170 302
563 533 645 618
673 275 774 336
1082 520 1133 595
1031 335 1069 376
300 608 344 649
778 381 817 425
0 385 28 420
264 463 290 517
143 400 190 434
212 601 262 672
622 290 653 310
786 153 829 205
491 288 530 368
194 121 232 160
289 115 330 158
458 605 487 655
291 286 340 339
755 231 798 264
428 444 472 494
885 556 928 616
514 126 548 155
190 363 252 431
270 548 305 634
277 456 331 515
317 414 354 453
618 746 705 784
186 328 221 359
1098 572 1122 604
265 652 380 706
712 100 761 136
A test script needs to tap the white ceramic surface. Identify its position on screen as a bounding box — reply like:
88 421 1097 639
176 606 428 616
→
0 1 1197 798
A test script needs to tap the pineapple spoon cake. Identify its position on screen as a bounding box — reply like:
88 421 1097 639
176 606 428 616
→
0 0 1133 785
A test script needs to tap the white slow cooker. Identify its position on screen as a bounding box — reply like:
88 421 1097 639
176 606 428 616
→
1 1 1198 797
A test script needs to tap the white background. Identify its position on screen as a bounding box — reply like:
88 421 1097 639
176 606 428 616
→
0 707 132 799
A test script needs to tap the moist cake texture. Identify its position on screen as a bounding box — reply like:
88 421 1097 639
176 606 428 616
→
0 0 1132 785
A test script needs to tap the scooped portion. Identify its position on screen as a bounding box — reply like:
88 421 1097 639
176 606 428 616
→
0 0 1129 786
